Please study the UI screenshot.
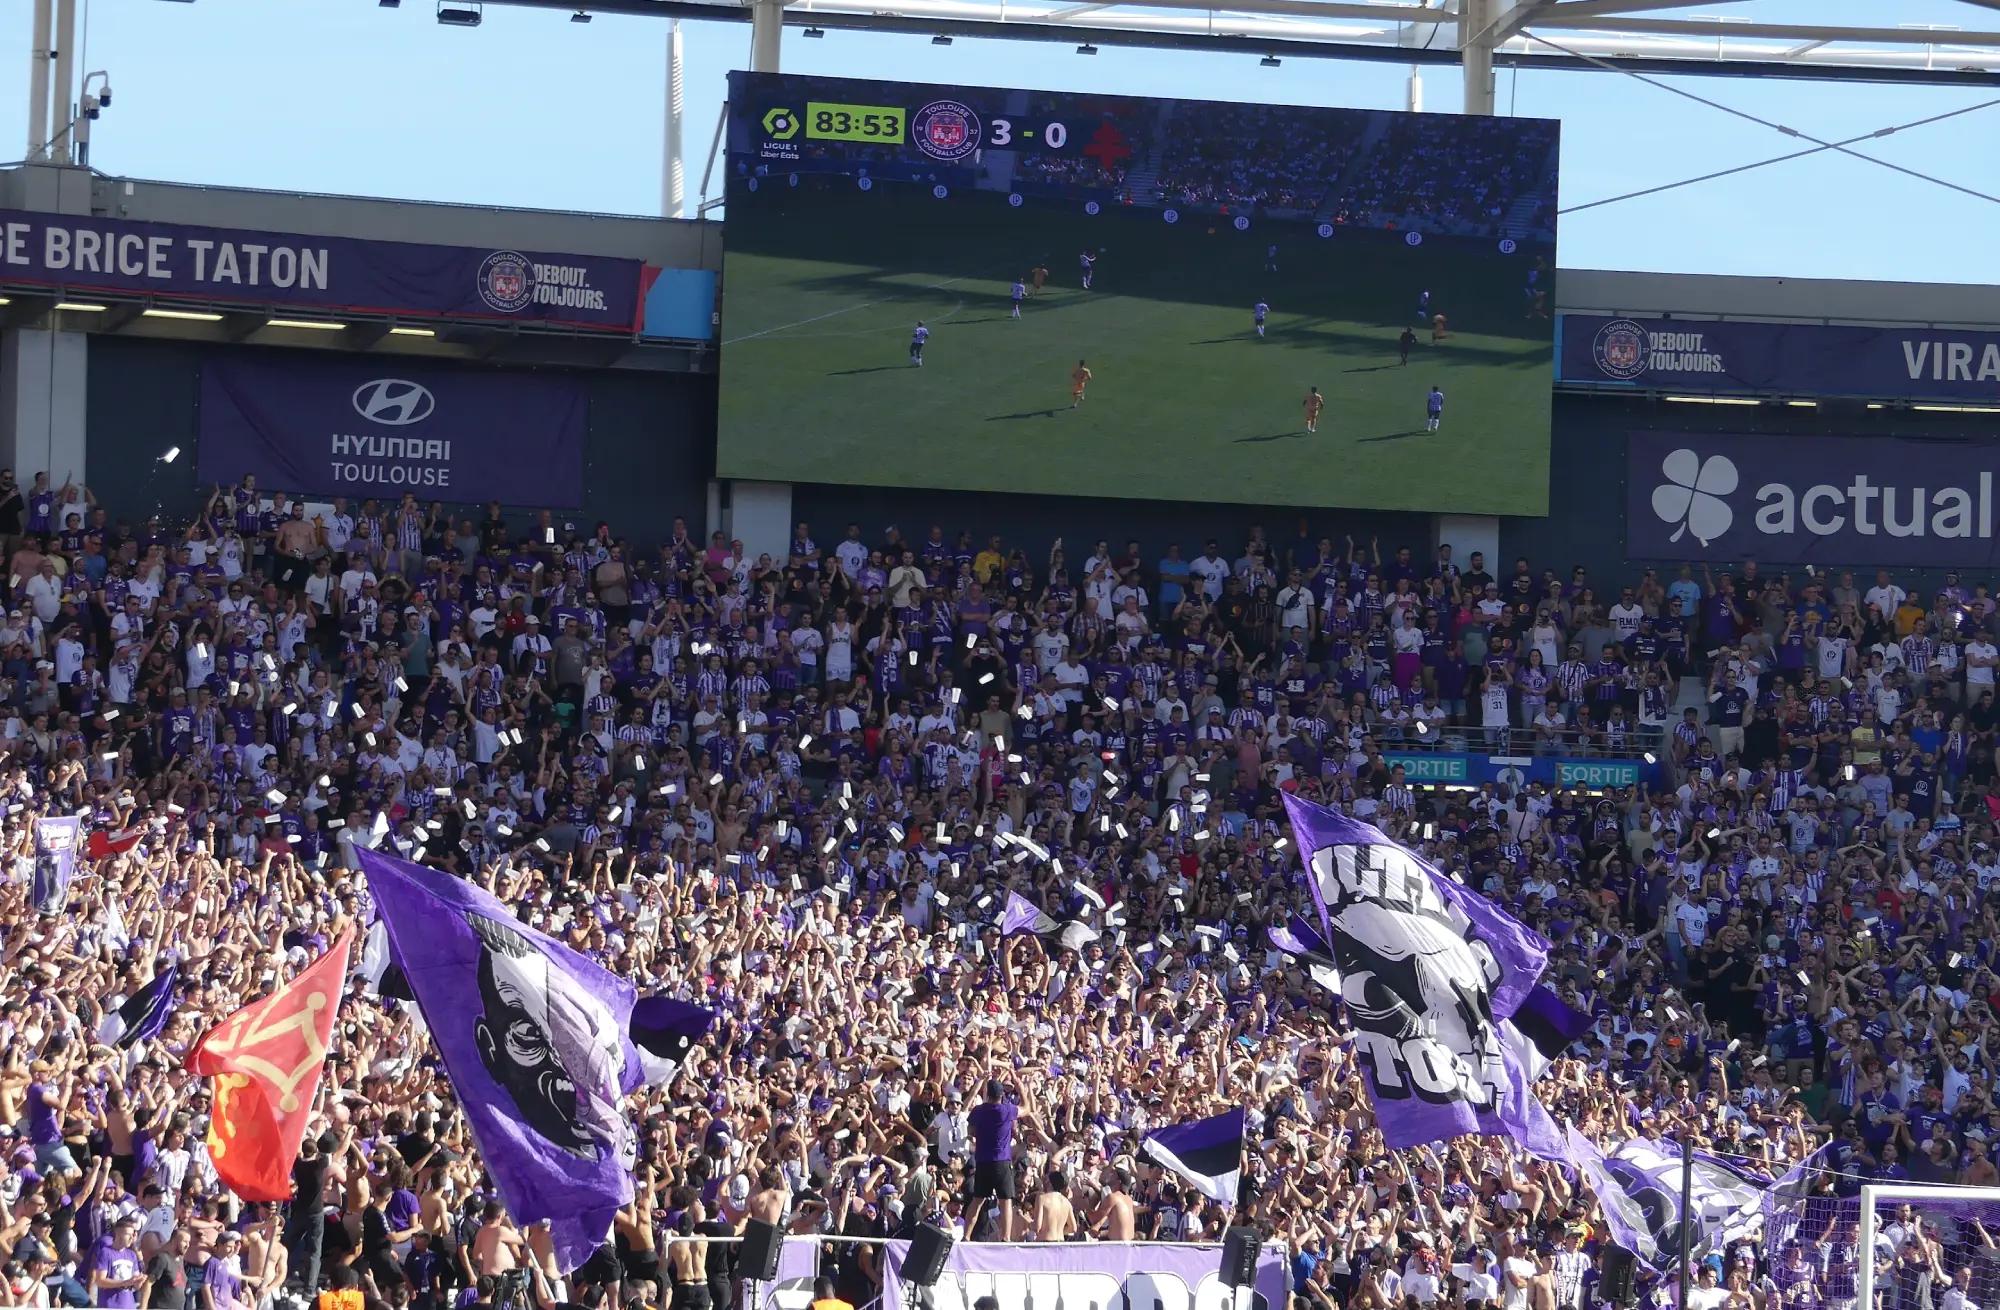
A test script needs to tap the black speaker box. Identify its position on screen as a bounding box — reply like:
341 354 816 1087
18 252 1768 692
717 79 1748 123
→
1221 1226 1260 1289
903 1222 955 1287
739 1216 783 1281
1600 1244 1638 1304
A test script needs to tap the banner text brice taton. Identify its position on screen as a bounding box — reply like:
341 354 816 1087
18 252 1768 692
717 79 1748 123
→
1 223 330 290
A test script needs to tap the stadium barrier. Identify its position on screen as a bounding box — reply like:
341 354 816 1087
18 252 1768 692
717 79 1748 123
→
648 1235 1288 1310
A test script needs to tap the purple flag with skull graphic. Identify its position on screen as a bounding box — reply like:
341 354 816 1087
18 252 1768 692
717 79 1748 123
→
1281 793 1564 1153
359 849 643 1271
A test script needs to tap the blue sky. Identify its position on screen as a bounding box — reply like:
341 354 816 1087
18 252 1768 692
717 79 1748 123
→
3 0 1996 283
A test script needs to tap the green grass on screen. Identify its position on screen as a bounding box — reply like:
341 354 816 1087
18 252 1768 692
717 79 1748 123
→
718 182 1552 514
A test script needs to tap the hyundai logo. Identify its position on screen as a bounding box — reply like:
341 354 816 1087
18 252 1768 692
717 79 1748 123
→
352 379 436 426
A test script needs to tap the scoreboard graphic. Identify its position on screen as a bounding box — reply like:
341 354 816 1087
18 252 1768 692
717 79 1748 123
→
744 80 1098 161
717 72 1559 514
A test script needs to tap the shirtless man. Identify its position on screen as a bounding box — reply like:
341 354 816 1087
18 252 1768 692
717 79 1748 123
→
240 1212 288 1307
667 1203 710 1310
1527 1248 1558 1310
744 1165 790 1232
469 1202 526 1280
1029 1169 1077 1242
1089 1166 1136 1241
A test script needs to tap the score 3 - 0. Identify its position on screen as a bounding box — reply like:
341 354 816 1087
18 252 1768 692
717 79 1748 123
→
989 119 1069 149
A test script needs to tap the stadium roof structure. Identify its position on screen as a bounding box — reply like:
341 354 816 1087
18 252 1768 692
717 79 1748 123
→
489 0 2000 93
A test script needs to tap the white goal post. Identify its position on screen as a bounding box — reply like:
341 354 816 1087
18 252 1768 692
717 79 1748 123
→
1856 1183 2000 1310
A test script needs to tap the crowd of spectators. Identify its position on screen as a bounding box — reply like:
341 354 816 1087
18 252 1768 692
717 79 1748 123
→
1010 98 1150 193
0 472 1997 1310
1329 117 1559 240
1149 105 1364 213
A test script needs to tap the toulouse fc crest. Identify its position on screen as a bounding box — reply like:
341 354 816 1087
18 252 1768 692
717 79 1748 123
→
477 250 535 314
912 100 981 162
1593 317 1650 380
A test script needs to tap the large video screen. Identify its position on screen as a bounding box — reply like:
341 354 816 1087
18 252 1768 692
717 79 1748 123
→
718 72 1558 514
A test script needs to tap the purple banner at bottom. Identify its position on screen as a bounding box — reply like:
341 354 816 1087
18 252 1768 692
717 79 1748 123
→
882 1238 1289 1310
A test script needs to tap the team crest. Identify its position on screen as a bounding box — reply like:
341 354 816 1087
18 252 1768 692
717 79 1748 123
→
1593 317 1650 380
476 249 535 314
912 100 981 162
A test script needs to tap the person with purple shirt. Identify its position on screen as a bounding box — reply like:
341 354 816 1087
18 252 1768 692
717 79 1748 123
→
965 1078 1039 1242
89 1215 145 1310
24 1065 76 1176
200 1230 245 1310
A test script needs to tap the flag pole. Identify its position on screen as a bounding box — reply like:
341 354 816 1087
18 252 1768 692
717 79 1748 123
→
1677 1133 1693 1310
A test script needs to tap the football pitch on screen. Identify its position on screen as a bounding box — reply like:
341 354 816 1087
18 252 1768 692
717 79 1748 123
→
718 184 1552 514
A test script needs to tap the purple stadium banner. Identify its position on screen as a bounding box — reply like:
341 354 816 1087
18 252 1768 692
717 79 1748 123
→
199 355 586 507
881 1237 1290 1310
1628 429 2000 567
0 209 641 330
1561 314 2000 402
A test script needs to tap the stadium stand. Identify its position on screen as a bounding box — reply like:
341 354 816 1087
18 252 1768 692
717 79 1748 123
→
0 469 1972 1310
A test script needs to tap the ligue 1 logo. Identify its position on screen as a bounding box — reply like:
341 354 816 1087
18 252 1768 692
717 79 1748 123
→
912 99 981 162
762 106 800 141
1593 317 1650 380
476 250 534 314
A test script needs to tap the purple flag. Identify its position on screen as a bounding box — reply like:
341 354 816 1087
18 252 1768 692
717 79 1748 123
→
1564 1131 1775 1268
32 816 82 916
1566 1127 1662 1264
1141 1107 1244 1204
1268 912 1328 957
96 963 178 1049
630 995 718 1087
359 849 640 1271
998 890 1055 937
1505 984 1592 1082
1281 793 1560 1152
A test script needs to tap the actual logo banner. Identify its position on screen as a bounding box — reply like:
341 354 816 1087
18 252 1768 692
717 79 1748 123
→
1629 429 2000 566
199 354 586 507
1562 313 2000 402
0 208 640 330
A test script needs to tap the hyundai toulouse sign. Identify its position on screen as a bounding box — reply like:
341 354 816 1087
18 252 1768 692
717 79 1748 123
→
199 353 587 507
1628 430 2000 567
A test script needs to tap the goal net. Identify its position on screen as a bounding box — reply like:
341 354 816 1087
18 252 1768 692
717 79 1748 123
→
1842 1185 2000 1310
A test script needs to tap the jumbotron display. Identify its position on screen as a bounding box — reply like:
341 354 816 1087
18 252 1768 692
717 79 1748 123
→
717 71 1559 513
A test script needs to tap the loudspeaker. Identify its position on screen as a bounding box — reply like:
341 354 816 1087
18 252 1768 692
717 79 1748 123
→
1600 1244 1638 1304
739 1217 783 1281
1221 1226 1260 1290
904 1222 955 1287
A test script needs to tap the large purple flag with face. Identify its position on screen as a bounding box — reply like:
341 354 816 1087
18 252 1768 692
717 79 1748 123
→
1281 794 1562 1153
359 849 642 1271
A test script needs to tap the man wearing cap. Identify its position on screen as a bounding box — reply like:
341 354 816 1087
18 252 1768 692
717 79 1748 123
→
1450 1248 1499 1309
1550 1228 1590 1310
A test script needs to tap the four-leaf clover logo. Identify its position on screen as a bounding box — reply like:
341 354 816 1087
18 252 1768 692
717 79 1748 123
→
1651 448 1738 547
